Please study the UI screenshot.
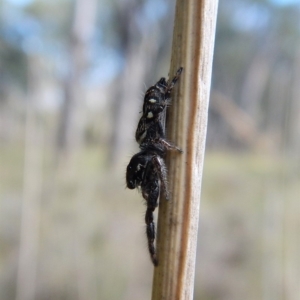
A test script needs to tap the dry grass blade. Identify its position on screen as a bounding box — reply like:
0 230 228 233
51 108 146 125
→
152 0 219 299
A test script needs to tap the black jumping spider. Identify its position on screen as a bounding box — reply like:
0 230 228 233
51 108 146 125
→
126 67 183 266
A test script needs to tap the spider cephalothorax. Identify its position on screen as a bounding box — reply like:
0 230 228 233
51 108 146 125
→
126 67 183 266
136 67 183 151
142 67 183 120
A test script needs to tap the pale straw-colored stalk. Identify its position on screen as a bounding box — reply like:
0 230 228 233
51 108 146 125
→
152 0 219 299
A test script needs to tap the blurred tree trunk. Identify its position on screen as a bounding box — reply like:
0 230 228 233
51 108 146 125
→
280 45 300 300
107 0 175 170
290 46 300 155
16 55 44 300
267 65 290 151
56 0 97 161
239 35 277 119
108 37 158 169
262 181 285 300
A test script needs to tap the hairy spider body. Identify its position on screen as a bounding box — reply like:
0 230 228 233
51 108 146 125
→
126 150 169 201
135 115 165 146
126 67 183 266
136 115 183 153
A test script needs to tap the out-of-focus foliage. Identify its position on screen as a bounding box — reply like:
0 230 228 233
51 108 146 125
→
209 0 300 152
0 0 299 299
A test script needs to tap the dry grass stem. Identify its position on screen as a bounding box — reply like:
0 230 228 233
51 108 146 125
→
152 0 219 299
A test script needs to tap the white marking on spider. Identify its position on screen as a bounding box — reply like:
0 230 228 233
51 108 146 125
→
149 99 156 103
147 111 154 118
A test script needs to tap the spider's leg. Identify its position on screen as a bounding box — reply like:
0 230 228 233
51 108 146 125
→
165 67 183 98
157 138 183 153
152 155 169 200
135 116 147 144
142 179 159 266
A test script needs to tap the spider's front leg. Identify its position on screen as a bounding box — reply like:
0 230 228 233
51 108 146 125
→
165 67 183 99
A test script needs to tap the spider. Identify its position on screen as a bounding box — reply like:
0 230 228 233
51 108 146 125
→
126 67 183 266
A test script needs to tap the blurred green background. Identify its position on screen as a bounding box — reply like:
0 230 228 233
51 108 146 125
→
0 0 299 299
